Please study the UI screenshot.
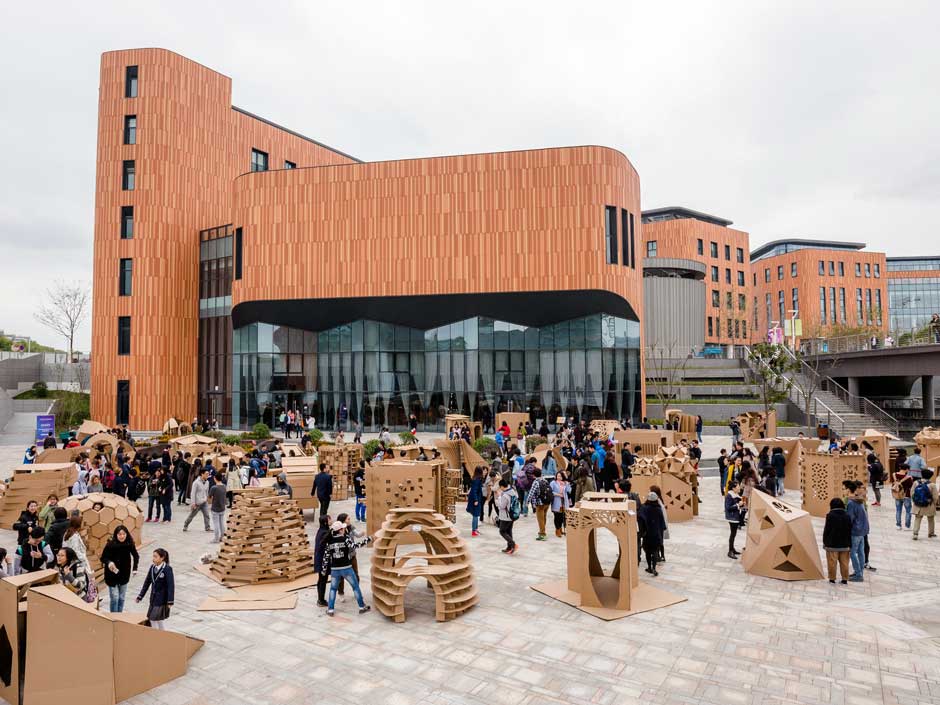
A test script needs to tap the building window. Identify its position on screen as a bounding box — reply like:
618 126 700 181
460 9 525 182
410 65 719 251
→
119 258 132 296
707 316 713 337
710 242 718 258
712 290 720 307
629 213 635 267
734 320 740 339
736 247 744 264
819 260 825 275
117 316 131 355
777 265 783 280
820 287 827 321
646 240 657 258
838 261 845 276
120 206 133 239
778 290 785 324
753 296 758 331
250 149 268 172
697 239 703 255
743 320 747 339
116 380 130 425
830 287 837 324
726 292 733 310
865 263 871 277
123 115 137 145
620 209 630 267
234 227 243 280
738 294 746 310
724 244 731 261
125 66 138 98
711 266 719 283
791 262 797 277
856 262 862 276
122 160 135 190
875 289 882 323
874 263 881 278
765 294 771 327
791 287 799 314
764 268 770 283
725 268 731 284
829 261 835 276
604 206 618 264
727 319 733 338
856 288 863 323
737 271 745 286
284 160 296 169
839 287 846 323
866 289 873 322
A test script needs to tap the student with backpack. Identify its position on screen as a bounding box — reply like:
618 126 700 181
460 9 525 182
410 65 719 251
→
496 479 520 555
911 469 937 541
528 468 553 541
891 465 914 530
845 486 869 582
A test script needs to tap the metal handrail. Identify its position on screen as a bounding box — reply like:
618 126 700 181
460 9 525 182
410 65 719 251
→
802 327 940 356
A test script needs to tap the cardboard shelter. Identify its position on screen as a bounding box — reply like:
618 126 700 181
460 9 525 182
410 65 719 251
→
81 432 136 467
495 412 529 435
371 508 477 623
75 420 111 443
60 493 144 583
434 439 488 473
444 414 483 441
589 420 622 437
664 409 698 443
628 452 698 523
0 464 77 530
914 427 940 468
0 570 60 705
531 495 685 620
365 460 461 542
612 429 674 458
262 457 318 511
741 491 824 581
847 429 897 467
748 438 809 492
738 410 777 440
32 447 83 465
209 491 313 586
161 417 193 437
800 451 867 517
531 443 570 473
318 444 363 500
387 444 438 462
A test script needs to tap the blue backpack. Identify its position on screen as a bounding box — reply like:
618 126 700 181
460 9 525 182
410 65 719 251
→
912 481 933 508
508 492 521 521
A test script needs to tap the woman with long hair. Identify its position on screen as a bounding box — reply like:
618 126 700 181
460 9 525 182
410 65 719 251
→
466 466 485 536
100 524 139 613
55 546 89 600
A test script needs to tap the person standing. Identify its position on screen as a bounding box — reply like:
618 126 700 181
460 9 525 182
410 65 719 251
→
14 527 54 574
45 507 70 553
822 497 852 584
175 453 192 505
729 417 741 446
182 469 211 532
638 492 666 576
313 463 333 517
353 463 367 522
845 488 869 582
135 549 174 630
717 449 729 497
466 467 484 537
207 477 227 543
528 468 552 541
724 482 744 559
225 460 242 509
496 479 519 555
55 547 89 600
891 465 914 530
911 469 937 541
146 468 164 522
867 452 885 506
906 447 927 480
37 495 59 532
550 471 571 538
323 521 372 617
314 514 332 607
100 525 139 612
13 501 40 544
771 446 787 496
695 415 703 442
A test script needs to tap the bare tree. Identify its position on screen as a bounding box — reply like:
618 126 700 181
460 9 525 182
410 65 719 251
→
747 343 795 418
787 348 841 428
644 341 690 413
34 281 90 362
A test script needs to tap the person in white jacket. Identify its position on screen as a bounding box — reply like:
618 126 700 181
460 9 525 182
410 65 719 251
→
182 469 211 532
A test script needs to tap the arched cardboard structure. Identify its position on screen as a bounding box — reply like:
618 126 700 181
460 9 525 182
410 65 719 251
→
60 492 144 583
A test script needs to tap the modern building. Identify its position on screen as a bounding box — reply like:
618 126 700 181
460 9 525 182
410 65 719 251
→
641 207 751 354
91 49 645 430
750 238 888 343
641 257 705 354
886 256 940 333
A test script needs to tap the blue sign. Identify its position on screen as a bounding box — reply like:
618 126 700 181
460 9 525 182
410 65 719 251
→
35 415 55 444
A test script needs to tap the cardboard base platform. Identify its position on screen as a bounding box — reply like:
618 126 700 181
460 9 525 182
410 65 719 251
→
197 594 298 611
530 577 686 621
194 562 318 593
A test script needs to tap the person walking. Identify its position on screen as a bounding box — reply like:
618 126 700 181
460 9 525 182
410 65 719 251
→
208 477 227 543
867 452 885 506
353 463 366 523
314 514 332 607
550 471 571 537
771 446 787 496
724 481 745 559
907 447 927 479
496 478 520 555
183 468 211 532
823 497 852 584
638 492 666 576
845 488 870 582
323 521 372 617
891 465 914 530
313 463 333 518
528 468 552 541
466 467 484 537
911 469 937 541
100 525 139 612
135 548 174 630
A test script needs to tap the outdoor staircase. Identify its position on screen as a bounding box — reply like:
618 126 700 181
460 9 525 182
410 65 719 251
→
783 375 885 437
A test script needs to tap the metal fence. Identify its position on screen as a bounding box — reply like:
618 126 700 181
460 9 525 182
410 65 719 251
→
801 328 940 356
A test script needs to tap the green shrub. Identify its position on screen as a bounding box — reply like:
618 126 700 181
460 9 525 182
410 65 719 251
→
472 437 499 461
205 430 226 440
363 439 381 459
525 435 547 453
221 434 243 445
251 422 271 439
31 381 48 398
308 428 324 444
398 430 417 445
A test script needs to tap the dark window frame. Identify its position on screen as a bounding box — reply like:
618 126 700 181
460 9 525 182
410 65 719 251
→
117 316 131 355
120 206 134 239
125 66 138 98
284 160 296 169
250 148 269 173
122 160 135 190
119 258 132 296
116 380 130 425
620 209 630 267
123 115 137 145
604 206 618 265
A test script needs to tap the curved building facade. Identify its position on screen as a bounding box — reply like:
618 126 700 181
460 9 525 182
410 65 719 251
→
643 257 706 355
91 50 645 430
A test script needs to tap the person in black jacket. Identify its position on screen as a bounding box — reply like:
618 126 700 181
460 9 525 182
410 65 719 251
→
313 464 333 517
13 501 40 545
724 482 745 559
314 514 332 607
637 493 666 576
136 548 174 630
323 521 372 616
45 507 70 553
175 454 191 504
771 447 787 496
823 497 852 584
101 524 140 613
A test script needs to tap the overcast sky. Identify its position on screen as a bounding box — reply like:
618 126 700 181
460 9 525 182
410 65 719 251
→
1 1 937 352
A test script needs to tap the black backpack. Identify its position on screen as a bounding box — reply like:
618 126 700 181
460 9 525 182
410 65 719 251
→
537 479 553 505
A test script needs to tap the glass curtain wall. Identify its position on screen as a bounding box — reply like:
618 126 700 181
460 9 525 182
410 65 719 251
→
231 314 641 431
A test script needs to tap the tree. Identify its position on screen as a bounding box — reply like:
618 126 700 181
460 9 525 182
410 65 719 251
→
34 281 90 362
787 348 841 428
747 343 795 418
644 342 690 411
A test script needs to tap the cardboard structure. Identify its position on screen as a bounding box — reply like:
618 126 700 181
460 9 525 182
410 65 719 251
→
495 412 529 435
209 491 313 586
60 493 144 583
161 417 193 437
434 439 488 473
612 429 674 458
365 460 461 542
0 464 77 530
75 420 111 443
261 457 318 511
22 583 202 704
748 438 813 492
387 444 438 462
738 410 777 440
629 451 698 523
589 420 622 437
531 495 685 620
371 508 477 623
0 570 60 705
444 414 483 441
741 491 824 581
81 432 136 467
800 450 866 517
318 444 363 500
32 447 83 465
914 427 940 468
847 429 897 467
664 409 698 443
531 443 569 473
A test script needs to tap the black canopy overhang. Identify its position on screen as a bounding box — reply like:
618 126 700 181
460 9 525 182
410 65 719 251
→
232 289 639 333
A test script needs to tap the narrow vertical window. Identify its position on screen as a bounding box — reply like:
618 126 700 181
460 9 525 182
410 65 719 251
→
234 227 243 280
839 287 846 323
736 247 744 263
820 287 827 321
117 316 131 355
629 213 635 268
604 206 618 264
250 149 268 172
791 262 797 277
646 240 657 257
724 244 731 261
697 239 703 255
122 160 135 190
116 380 130 425
125 66 138 98
120 206 134 239
123 115 137 145
830 287 837 324
710 242 718 258
119 258 132 296
621 209 630 266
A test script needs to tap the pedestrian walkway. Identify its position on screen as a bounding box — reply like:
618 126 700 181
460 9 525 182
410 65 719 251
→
0 411 40 478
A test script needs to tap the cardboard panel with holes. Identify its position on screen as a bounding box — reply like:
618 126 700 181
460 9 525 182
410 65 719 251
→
741 492 824 581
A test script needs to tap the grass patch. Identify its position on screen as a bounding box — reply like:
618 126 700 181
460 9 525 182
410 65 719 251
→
14 389 76 400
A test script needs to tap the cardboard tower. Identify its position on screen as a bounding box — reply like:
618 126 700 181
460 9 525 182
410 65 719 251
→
800 451 866 517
